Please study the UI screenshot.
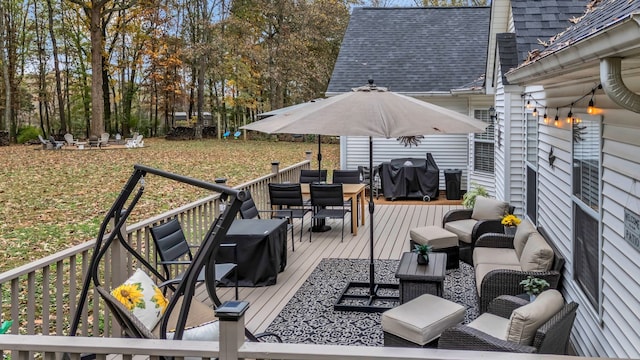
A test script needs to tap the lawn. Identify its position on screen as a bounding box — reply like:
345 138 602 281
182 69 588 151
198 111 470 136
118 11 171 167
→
0 138 340 272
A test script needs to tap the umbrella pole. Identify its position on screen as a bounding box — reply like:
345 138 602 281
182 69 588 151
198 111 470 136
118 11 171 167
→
333 136 399 313
368 136 375 296
317 135 322 181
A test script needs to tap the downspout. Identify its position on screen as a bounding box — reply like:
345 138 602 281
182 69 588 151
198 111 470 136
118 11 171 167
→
600 57 640 113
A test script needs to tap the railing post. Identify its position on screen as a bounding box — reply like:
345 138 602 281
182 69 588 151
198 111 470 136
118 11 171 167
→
305 150 312 161
109 210 127 336
215 301 249 360
271 161 280 183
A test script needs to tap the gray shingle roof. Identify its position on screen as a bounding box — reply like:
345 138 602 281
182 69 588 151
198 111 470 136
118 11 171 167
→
327 7 490 94
511 0 590 63
535 0 640 59
496 33 519 85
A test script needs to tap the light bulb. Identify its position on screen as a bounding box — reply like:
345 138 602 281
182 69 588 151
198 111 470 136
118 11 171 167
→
587 99 595 114
532 107 538 117
566 110 573 124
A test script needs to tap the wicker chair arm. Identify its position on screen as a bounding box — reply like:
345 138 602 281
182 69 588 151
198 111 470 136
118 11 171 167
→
442 208 473 226
480 269 561 313
472 219 505 244
438 325 537 353
475 233 515 248
487 295 529 318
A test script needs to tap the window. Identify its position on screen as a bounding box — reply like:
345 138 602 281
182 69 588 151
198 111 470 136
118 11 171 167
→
572 113 601 309
526 113 538 166
474 109 494 173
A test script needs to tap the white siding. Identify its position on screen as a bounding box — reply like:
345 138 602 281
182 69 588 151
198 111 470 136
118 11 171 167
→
341 95 490 190
527 83 640 358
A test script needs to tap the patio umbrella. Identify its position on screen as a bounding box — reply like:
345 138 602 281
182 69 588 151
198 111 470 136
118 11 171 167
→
242 81 488 311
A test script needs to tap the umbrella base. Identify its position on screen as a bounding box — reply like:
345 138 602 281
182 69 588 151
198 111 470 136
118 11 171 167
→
334 281 399 313
310 218 331 232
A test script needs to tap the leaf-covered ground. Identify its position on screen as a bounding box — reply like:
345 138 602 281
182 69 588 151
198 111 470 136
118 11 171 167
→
0 138 339 272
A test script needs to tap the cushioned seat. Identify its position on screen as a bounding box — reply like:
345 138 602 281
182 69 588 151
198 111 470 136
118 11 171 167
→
443 219 476 244
409 226 459 269
382 294 465 347
473 247 520 266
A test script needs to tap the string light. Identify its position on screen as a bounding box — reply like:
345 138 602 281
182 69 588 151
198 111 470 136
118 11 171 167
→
566 104 574 124
523 83 602 126
543 108 549 125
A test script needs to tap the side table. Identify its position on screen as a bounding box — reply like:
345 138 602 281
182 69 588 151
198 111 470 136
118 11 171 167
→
395 252 447 303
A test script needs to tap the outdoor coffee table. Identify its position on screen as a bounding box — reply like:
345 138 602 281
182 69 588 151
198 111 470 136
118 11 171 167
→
395 252 447 303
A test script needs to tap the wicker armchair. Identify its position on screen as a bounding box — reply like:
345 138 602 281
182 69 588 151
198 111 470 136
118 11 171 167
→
474 227 564 313
442 197 514 264
438 294 578 354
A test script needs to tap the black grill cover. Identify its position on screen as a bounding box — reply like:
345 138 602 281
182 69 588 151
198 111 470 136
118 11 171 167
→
380 153 439 200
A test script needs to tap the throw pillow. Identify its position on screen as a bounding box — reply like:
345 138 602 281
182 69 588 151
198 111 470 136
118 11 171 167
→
519 232 554 271
513 219 537 259
166 320 220 341
471 196 509 220
111 268 168 331
507 289 564 345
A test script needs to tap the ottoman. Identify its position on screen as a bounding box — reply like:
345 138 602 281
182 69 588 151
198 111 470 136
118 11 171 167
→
381 294 466 347
409 226 459 269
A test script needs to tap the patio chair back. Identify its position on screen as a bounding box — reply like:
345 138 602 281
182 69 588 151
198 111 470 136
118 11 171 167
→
239 190 260 219
534 301 579 354
64 133 77 146
332 170 360 184
309 183 350 241
299 169 327 183
150 218 193 266
268 183 305 207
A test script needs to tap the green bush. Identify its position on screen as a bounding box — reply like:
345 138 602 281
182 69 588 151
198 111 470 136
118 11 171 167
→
17 126 41 144
462 182 489 209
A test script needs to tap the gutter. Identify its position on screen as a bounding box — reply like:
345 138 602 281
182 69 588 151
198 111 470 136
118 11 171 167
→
506 13 640 84
324 91 453 97
450 88 485 96
600 57 640 113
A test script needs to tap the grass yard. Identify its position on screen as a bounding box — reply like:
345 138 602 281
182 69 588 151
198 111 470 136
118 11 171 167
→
0 138 340 272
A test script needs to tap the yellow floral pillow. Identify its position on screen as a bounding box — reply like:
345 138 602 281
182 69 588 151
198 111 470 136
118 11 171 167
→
111 268 168 331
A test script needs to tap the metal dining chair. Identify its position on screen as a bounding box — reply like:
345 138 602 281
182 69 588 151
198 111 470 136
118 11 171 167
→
299 169 327 183
268 183 312 245
240 189 298 251
309 183 351 242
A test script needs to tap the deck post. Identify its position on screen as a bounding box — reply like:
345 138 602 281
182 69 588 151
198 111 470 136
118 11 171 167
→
271 162 280 183
109 211 128 336
215 301 249 360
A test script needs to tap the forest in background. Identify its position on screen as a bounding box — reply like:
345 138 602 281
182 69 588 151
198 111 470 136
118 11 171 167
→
0 0 488 143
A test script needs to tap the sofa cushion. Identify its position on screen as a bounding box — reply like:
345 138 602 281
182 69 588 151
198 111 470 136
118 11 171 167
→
473 247 519 267
475 263 522 294
467 312 510 341
410 226 459 249
519 232 554 271
471 196 510 220
507 289 564 345
152 295 218 338
514 219 537 259
444 219 477 244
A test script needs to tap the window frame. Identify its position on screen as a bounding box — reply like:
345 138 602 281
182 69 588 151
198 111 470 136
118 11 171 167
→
473 109 495 174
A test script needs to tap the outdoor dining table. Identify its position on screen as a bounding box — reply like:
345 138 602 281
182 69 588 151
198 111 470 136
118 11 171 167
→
216 218 288 287
300 182 366 236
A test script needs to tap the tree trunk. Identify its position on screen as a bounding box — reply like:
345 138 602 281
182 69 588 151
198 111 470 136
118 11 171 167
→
89 4 104 137
45 0 67 133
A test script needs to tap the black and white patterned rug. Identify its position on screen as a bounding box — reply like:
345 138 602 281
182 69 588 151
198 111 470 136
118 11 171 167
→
265 258 478 346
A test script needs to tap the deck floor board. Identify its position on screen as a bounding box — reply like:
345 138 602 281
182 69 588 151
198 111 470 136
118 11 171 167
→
198 203 462 334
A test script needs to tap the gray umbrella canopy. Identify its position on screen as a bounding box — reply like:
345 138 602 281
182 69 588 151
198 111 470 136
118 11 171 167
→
242 83 489 311
242 85 488 137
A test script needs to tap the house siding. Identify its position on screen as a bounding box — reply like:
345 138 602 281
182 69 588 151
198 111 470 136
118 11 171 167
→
523 84 640 358
341 96 490 191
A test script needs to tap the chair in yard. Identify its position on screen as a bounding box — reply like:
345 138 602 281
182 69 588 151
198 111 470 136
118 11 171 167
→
299 169 327 183
268 183 311 245
438 290 578 354
240 190 297 251
442 195 514 265
38 135 51 149
233 131 242 139
125 134 144 148
309 183 351 242
48 135 64 150
99 132 110 147
223 130 231 139
64 133 79 146
149 217 238 301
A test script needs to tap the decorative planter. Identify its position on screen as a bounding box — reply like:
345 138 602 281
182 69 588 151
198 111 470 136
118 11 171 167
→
529 294 537 302
416 254 429 265
504 226 517 236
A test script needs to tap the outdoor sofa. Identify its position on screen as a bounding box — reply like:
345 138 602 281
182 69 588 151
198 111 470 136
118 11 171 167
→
473 220 565 312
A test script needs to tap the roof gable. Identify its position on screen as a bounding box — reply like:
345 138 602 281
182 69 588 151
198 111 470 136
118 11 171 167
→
327 7 490 94
511 0 589 63
496 33 519 85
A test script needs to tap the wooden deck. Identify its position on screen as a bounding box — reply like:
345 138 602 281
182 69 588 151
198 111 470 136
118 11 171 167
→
201 203 462 334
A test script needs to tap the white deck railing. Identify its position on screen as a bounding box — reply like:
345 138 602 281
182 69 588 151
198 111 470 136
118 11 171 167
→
0 157 311 338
